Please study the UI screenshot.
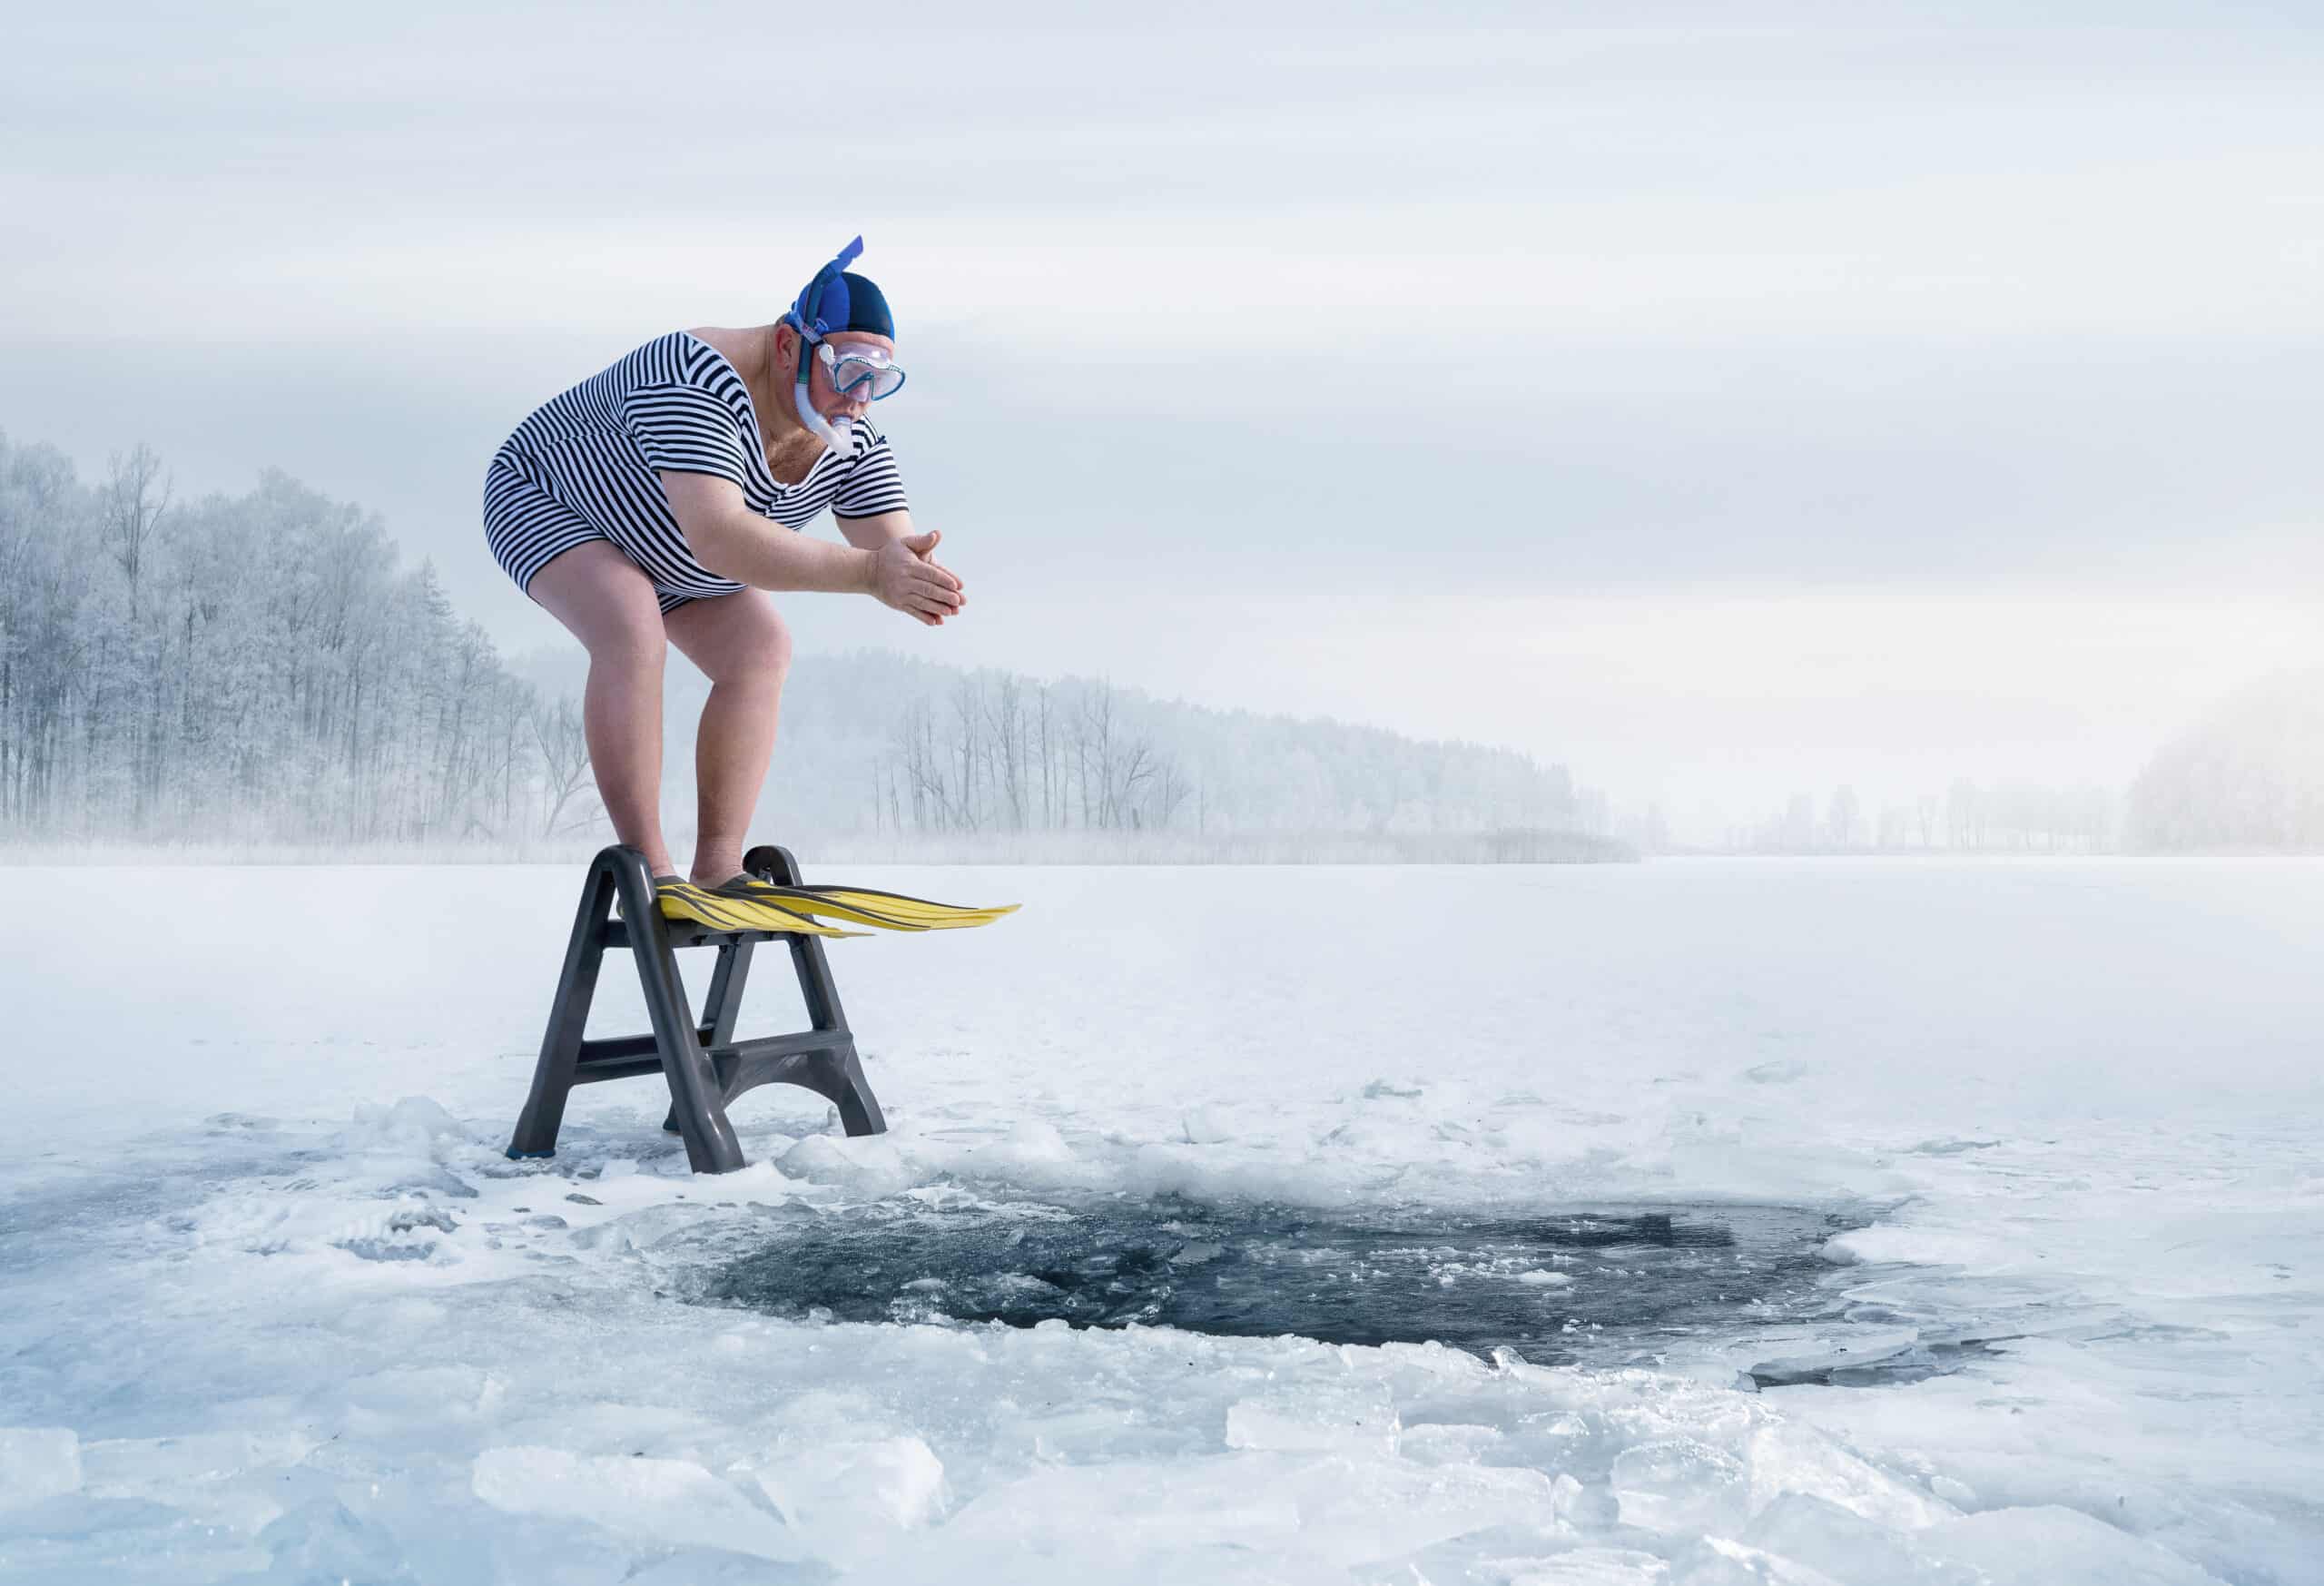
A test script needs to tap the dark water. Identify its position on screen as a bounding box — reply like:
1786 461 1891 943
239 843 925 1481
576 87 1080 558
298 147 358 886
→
696 1194 1911 1375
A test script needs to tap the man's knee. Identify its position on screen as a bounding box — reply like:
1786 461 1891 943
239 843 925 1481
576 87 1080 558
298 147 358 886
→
693 600 791 687
587 606 669 675
759 609 793 677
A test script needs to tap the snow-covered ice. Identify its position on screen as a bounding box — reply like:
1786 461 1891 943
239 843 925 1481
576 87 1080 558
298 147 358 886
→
2 858 2319 1582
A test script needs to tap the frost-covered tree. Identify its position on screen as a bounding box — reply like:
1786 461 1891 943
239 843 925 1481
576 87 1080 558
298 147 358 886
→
2128 672 2324 852
0 432 566 845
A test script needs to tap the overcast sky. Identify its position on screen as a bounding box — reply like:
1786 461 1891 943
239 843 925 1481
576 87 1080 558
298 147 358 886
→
5 3 2319 838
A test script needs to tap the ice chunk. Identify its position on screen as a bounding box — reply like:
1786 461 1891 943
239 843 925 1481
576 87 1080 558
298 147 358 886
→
1551 1471 1624 1531
346 1096 469 1151
1745 1423 1954 1530
1925 1506 2228 1586
386 1207 458 1234
1179 1104 1236 1143
80 1429 316 1532
942 1452 1558 1571
1820 1226 1996 1268
254 1498 416 1583
753 1433 946 1554
1225 1384 1399 1454
1743 1492 1983 1585
778 1133 914 1195
1672 1534 1848 1585
0 1427 81 1510
381 1164 478 1199
940 1457 1302 1556
1397 1422 1506 1465
569 1201 716 1253
471 1446 803 1562
1003 1118 1071 1160
622 1551 804 1586
1507 1546 1673 1583
1906 1137 2001 1157
1611 1437 1749 1534
334 1212 444 1263
843 1436 946 1529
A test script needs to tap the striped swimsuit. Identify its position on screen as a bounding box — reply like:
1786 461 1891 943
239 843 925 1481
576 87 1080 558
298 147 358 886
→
484 330 909 613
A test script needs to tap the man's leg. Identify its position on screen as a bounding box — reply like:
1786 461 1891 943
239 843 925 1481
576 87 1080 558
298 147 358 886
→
663 589 791 886
527 542 676 876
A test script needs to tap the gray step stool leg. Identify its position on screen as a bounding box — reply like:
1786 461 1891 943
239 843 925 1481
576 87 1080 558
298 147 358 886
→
509 842 885 1176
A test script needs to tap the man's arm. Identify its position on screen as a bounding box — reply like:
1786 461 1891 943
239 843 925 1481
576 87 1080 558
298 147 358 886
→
833 507 914 550
659 472 961 622
662 470 872 593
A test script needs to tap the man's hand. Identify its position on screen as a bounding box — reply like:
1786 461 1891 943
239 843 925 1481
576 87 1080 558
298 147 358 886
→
867 529 966 626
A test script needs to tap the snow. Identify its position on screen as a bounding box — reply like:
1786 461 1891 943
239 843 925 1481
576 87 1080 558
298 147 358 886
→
2 857 2319 1582
0 1431 80 1512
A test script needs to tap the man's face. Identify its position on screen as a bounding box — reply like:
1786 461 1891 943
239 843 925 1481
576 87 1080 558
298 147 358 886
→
812 330 898 421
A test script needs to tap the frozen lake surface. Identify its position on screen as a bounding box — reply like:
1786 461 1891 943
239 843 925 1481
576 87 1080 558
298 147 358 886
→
2 858 2319 1583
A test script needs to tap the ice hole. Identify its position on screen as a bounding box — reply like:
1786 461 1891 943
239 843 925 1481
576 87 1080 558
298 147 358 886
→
696 1196 1899 1374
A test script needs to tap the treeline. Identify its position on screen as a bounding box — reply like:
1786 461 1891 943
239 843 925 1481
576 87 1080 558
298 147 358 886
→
4 432 1608 856
1727 779 2114 854
866 668 1594 838
1716 671 2324 856
882 675 1187 833
2126 672 2324 852
0 431 590 844
509 644 1606 846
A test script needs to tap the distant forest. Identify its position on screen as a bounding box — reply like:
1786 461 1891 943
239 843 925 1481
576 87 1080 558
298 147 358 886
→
1715 675 2324 856
17 429 2303 859
0 431 1611 857
2126 671 2324 852
1727 778 2116 855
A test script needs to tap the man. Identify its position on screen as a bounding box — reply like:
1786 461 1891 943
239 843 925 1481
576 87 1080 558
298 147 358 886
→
483 238 961 919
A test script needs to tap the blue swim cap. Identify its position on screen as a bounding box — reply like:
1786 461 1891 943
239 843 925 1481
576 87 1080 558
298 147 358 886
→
833 271 894 339
784 237 896 346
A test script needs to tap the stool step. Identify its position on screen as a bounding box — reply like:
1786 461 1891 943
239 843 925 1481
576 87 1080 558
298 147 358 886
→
571 1029 851 1085
604 917 800 951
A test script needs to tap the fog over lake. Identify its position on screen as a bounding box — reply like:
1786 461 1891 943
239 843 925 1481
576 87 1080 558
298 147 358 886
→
6 4 2320 842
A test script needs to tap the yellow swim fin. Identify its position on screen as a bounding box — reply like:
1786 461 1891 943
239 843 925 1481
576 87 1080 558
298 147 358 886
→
722 878 1014 931
798 883 1019 930
619 876 865 938
716 879 933 931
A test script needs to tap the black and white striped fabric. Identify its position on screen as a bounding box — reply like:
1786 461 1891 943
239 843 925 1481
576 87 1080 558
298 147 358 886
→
484 330 909 614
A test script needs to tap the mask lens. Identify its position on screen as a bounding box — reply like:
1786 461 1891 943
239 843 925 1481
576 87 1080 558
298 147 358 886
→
826 348 906 401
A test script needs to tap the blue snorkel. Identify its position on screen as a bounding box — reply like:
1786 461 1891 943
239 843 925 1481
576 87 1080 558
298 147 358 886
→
782 234 866 381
